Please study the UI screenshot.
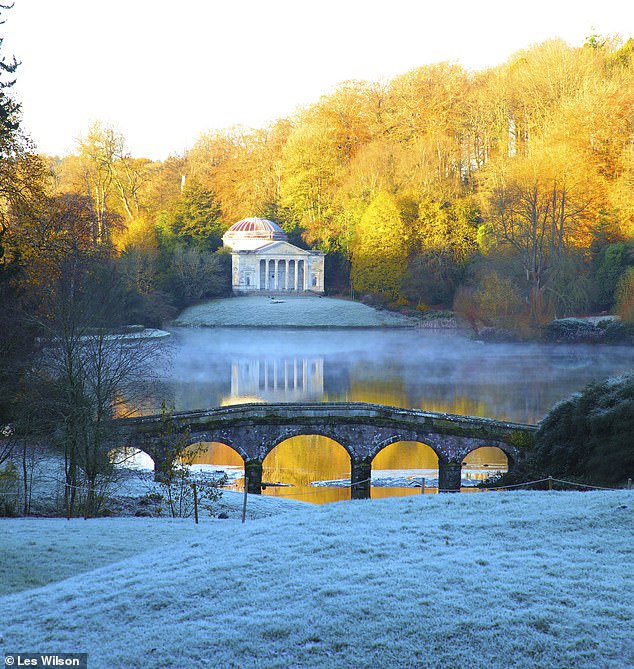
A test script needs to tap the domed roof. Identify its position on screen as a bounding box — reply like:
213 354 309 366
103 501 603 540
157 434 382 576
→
222 217 287 251
224 217 287 240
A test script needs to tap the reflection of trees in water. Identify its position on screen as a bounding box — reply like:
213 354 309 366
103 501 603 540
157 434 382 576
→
184 442 243 467
154 329 634 424
348 373 409 408
374 441 438 470
264 436 350 487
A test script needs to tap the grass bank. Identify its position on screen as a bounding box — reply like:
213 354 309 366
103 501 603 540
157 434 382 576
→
1 490 632 668
174 295 417 328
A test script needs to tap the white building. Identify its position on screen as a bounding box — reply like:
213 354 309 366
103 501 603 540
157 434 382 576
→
222 217 325 294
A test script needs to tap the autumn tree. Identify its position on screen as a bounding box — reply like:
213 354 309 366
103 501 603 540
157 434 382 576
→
479 139 599 323
0 3 48 423
7 193 108 317
384 63 470 196
279 113 344 236
350 192 409 299
60 123 157 247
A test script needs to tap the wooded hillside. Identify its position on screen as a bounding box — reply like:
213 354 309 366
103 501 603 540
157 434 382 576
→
2 31 634 336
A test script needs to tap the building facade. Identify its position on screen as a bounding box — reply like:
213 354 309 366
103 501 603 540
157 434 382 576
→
222 217 325 294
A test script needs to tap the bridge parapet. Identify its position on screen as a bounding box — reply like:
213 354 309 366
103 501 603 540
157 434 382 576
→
122 402 536 441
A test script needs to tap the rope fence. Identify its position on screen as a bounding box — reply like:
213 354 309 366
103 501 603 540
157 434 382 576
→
1 473 631 498
477 475 626 492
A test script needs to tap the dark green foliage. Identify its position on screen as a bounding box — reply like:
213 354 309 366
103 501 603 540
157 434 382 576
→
324 250 351 295
157 182 223 252
530 374 634 485
402 253 464 308
0 263 38 424
0 462 19 516
0 4 20 134
591 242 629 311
596 319 634 344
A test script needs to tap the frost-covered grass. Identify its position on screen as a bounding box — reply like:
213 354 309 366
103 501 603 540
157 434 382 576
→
1 491 632 668
0 491 303 597
174 295 416 327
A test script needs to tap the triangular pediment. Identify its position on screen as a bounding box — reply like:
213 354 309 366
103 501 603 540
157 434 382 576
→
250 241 312 255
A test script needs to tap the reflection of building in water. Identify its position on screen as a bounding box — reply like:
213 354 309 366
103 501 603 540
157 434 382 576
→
230 358 324 401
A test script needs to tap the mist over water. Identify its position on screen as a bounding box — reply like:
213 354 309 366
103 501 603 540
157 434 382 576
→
154 327 634 423
140 327 634 501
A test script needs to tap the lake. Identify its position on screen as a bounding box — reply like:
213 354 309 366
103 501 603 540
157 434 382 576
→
139 327 634 502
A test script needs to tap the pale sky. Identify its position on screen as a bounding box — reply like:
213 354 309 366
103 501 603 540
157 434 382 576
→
3 0 632 160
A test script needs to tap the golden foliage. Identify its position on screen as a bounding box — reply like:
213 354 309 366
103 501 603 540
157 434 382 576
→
350 192 409 298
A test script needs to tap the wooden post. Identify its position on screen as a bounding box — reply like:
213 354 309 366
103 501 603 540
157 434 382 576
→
548 476 553 491
420 477 425 494
627 478 632 490
242 475 248 524
192 483 199 524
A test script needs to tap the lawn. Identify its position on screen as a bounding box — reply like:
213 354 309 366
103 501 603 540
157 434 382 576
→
174 295 416 327
1 490 632 668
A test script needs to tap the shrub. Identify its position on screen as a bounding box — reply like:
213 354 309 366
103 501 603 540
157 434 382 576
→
616 267 634 323
0 462 19 517
542 318 605 343
596 319 634 344
529 374 634 486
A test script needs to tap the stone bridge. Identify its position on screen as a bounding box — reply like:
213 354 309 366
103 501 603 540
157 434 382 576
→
117 402 537 496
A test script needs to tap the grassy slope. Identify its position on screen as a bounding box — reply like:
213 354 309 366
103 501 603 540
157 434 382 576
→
0 491 304 596
1 491 633 669
174 296 416 327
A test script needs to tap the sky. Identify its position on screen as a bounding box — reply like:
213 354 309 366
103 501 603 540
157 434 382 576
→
3 0 632 160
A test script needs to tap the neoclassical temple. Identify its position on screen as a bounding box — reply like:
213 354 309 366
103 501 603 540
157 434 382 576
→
222 217 325 294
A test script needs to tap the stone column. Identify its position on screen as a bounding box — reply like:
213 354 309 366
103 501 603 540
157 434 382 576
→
268 259 275 290
351 458 372 500
289 260 296 291
245 460 263 495
152 450 171 482
144 438 171 482
438 459 462 493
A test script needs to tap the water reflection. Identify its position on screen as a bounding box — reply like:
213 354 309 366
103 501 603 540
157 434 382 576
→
182 437 510 504
157 327 634 423
230 357 323 402
143 327 634 503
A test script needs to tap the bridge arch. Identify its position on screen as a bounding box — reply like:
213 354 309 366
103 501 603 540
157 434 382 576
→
461 441 517 471
371 435 442 462
264 428 353 461
462 445 509 483
109 446 155 470
263 434 351 495
187 431 249 462
119 401 535 494
181 440 246 469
